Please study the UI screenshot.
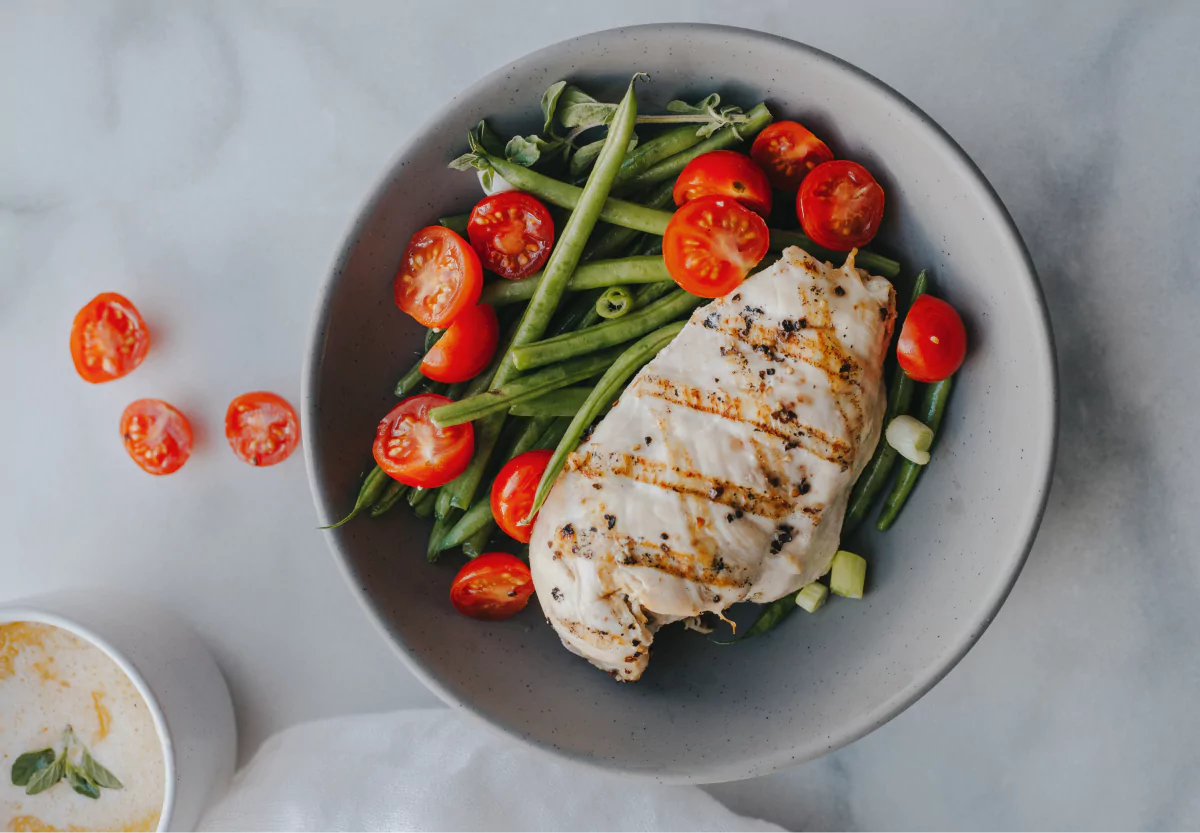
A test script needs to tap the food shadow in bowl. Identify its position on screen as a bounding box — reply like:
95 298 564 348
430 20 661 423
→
303 24 1057 784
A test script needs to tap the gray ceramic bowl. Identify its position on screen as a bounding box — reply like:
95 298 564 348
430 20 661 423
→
303 24 1057 784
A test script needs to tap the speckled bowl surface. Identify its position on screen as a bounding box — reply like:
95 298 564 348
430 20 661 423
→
303 24 1057 783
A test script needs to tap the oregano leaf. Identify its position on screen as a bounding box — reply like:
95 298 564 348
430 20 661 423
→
11 749 55 787
25 756 64 796
65 763 100 800
81 748 123 790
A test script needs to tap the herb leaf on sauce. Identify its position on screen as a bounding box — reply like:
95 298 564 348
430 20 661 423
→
11 748 55 787
11 726 124 798
81 748 124 790
24 754 65 795
66 762 101 799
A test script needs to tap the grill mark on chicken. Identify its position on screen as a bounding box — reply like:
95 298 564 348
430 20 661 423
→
633 374 854 468
566 449 794 520
613 534 747 588
704 313 868 470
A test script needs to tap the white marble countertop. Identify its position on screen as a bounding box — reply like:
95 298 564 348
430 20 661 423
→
3 1 1198 829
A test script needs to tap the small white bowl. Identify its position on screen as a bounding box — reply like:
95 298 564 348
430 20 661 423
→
0 592 236 831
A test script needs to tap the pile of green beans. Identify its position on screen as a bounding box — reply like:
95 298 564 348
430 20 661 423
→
334 77 939 584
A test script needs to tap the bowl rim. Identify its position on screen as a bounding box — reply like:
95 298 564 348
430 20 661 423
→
0 608 177 830
302 22 1059 783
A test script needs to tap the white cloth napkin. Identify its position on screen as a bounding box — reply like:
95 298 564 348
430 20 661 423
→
197 709 782 832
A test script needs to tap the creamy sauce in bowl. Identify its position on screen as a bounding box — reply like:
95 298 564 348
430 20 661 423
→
0 623 165 832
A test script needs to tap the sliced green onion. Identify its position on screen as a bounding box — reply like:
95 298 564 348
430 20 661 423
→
596 286 634 319
795 582 830 613
885 415 933 465
829 550 866 599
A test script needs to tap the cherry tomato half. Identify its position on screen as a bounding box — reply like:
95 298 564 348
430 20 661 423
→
897 295 967 383
120 399 193 475
225 391 301 467
449 552 535 620
673 150 772 216
70 292 150 384
797 160 885 252
467 191 555 280
750 121 834 191
663 195 770 298
394 226 483 328
490 449 553 543
420 303 499 384
373 393 473 488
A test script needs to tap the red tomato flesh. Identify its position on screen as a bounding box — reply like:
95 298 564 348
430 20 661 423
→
225 391 301 467
797 160 885 251
70 292 150 384
672 150 773 216
490 449 553 543
394 226 483 328
750 121 834 191
467 191 555 280
420 304 499 383
449 552 535 620
663 195 770 298
121 399 193 475
897 295 968 383
373 393 473 488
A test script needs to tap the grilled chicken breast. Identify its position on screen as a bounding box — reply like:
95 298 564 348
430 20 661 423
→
528 247 896 680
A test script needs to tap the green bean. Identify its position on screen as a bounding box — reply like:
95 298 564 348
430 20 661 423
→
596 287 634 319
529 322 685 517
427 510 460 562
547 289 604 336
394 360 425 397
435 484 455 520
445 381 468 400
441 416 547 552
511 290 703 371
768 229 900 279
536 417 572 450
480 257 669 307
582 181 674 262
612 124 709 189
442 417 548 551
711 591 800 644
509 387 591 418
410 487 437 518
439 415 574 553
876 376 954 531
439 500 494 551
323 465 389 529
508 416 554 458
437 214 470 236
614 103 773 195
430 345 625 427
632 281 675 306
446 412 504 510
843 271 930 533
369 479 408 517
462 526 492 558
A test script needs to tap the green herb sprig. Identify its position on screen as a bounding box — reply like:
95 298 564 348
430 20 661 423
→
10 726 123 800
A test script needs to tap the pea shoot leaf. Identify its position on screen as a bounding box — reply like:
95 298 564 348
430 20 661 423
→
540 80 567 135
